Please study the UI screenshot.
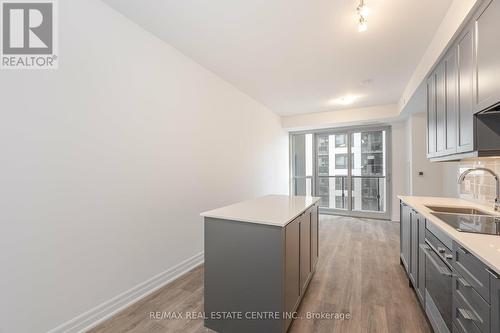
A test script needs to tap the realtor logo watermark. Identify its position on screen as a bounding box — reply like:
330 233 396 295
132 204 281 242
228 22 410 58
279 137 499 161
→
1 0 58 69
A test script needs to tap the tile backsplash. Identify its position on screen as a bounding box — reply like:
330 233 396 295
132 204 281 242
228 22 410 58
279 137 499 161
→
458 158 500 207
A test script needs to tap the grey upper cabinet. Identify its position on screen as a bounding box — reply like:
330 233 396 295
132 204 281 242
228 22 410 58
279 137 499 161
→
428 49 459 159
435 62 447 155
456 24 474 154
427 74 437 158
444 47 458 154
427 23 474 160
426 0 500 161
474 0 500 113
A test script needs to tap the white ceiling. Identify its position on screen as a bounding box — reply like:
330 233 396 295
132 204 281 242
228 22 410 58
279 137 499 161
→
103 0 452 116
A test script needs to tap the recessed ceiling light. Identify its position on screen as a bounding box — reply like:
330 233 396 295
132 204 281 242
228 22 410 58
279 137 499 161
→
332 95 361 106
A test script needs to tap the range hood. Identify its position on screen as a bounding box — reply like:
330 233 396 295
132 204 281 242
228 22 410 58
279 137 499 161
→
477 101 500 115
472 111 500 158
431 111 500 162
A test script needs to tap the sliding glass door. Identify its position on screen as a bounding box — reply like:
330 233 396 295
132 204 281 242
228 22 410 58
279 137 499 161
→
350 130 387 215
291 126 391 220
291 133 313 196
316 133 349 210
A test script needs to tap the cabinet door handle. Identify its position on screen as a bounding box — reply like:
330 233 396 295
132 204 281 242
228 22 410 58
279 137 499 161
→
445 254 453 260
420 244 452 277
485 267 500 279
458 308 476 322
458 277 471 288
437 247 446 253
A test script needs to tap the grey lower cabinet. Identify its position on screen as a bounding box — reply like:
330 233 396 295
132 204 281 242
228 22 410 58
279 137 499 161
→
299 211 311 295
204 203 319 333
311 204 319 269
400 201 500 333
410 208 419 286
400 202 426 308
295 204 319 306
287 205 318 331
491 274 500 333
284 215 300 331
452 241 500 333
285 205 318 330
400 203 411 273
400 201 425 303
416 212 426 305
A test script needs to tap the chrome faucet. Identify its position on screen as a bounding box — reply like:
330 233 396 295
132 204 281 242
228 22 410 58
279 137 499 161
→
458 167 500 211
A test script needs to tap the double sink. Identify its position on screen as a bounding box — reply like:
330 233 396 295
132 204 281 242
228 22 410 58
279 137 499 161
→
426 205 500 236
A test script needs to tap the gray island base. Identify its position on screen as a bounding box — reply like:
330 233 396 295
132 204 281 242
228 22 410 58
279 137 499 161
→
201 195 321 333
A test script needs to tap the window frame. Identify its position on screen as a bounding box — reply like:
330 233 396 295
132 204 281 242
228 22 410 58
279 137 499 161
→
289 124 392 220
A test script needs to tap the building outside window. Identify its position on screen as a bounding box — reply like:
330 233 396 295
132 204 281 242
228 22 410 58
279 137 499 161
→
335 154 347 169
290 127 390 219
335 134 347 148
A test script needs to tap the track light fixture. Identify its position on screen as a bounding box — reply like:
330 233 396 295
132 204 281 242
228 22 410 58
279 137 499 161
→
357 0 369 32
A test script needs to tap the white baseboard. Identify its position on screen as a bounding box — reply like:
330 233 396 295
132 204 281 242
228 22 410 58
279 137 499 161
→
47 252 204 333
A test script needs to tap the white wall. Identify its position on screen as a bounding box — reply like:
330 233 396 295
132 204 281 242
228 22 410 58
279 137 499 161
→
443 162 461 197
399 0 479 111
391 121 409 221
444 158 500 204
406 113 449 197
0 1 289 332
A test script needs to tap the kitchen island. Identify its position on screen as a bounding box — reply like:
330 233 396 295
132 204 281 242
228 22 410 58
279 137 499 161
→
200 195 321 333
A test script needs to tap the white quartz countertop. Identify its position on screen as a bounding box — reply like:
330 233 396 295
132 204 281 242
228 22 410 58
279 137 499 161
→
398 196 500 275
200 195 321 227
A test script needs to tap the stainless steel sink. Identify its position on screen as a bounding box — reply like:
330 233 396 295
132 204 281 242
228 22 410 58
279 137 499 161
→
425 205 490 216
431 212 500 235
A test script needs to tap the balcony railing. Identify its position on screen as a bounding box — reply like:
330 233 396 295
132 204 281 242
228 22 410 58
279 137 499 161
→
317 175 385 212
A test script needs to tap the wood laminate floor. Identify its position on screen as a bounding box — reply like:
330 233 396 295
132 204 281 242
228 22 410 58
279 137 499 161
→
89 215 431 333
